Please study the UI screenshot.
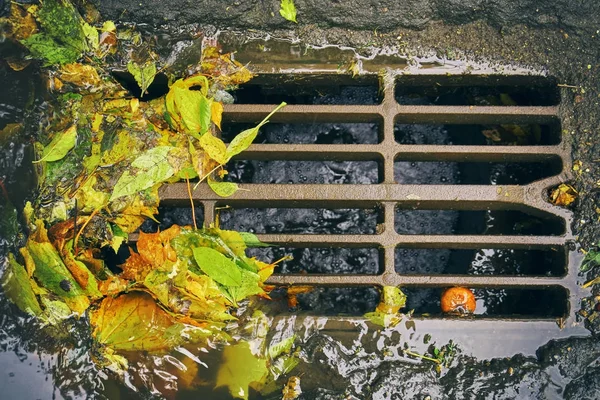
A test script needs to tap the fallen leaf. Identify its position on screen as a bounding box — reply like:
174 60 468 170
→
199 132 228 165
208 176 239 197
58 63 102 89
33 125 77 163
110 146 177 201
192 247 242 287
550 183 578 207
90 292 178 352
127 60 157 97
1 253 44 316
279 0 298 23
226 102 286 160
211 101 224 130
215 342 268 400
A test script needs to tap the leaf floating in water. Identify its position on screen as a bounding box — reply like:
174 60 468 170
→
90 292 177 352
1 253 44 316
215 341 268 400
127 60 157 97
192 247 242 287
279 0 298 23
33 125 77 163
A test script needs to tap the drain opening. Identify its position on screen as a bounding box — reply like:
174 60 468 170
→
394 122 561 146
225 160 381 184
394 248 566 276
404 286 568 317
139 206 204 233
219 207 382 234
395 75 560 106
222 121 382 144
394 159 562 185
394 209 565 236
233 74 382 105
247 247 382 274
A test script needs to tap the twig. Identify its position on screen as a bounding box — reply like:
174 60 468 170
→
74 207 101 254
403 349 441 364
193 164 222 190
557 84 579 89
185 174 197 230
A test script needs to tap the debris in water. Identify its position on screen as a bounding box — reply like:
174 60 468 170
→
440 287 476 314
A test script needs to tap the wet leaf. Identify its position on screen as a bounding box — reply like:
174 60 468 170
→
1 253 43 316
199 95 213 135
127 60 157 97
223 268 263 305
58 63 101 89
208 177 239 197
215 342 268 400
376 286 407 314
550 183 578 207
136 225 180 269
226 102 286 160
110 146 177 201
91 292 179 352
37 0 87 53
7 4 38 41
62 240 102 299
192 247 242 287
21 33 79 65
20 235 90 315
211 101 224 130
33 125 77 163
239 232 271 247
199 132 228 165
581 249 600 272
279 0 298 23
268 335 296 359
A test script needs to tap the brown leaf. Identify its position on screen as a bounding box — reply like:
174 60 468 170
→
550 183 578 207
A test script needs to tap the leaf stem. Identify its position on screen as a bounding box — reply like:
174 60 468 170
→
185 174 197 230
403 349 441 364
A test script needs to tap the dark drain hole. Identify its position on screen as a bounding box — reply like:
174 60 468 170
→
246 247 381 275
111 70 169 101
394 122 561 146
219 207 381 235
233 74 382 105
395 75 559 106
404 286 568 318
267 286 381 315
395 209 565 236
221 122 382 144
225 160 381 184
139 206 204 233
395 248 566 277
394 159 562 185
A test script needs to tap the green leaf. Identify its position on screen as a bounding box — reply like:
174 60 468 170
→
226 102 286 161
82 22 99 51
208 177 239 197
21 34 80 66
21 240 90 314
33 125 77 163
268 335 296 359
192 247 242 287
127 60 157 98
223 268 263 305
199 133 228 165
279 0 298 23
199 96 213 135
1 253 43 316
239 232 271 247
37 0 87 52
110 146 177 201
215 342 269 400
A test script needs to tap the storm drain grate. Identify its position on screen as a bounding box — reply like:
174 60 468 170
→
155 73 578 327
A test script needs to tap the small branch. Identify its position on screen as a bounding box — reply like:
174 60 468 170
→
185 174 197 230
74 207 101 254
557 84 579 89
403 349 441 364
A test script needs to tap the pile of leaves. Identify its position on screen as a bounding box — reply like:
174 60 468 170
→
0 1 295 393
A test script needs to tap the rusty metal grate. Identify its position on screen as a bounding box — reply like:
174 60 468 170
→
155 72 581 333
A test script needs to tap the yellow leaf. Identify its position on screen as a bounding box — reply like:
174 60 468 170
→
58 63 102 89
215 342 268 400
550 183 578 207
211 101 223 130
199 132 228 165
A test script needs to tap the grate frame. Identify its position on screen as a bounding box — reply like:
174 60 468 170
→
153 71 584 336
